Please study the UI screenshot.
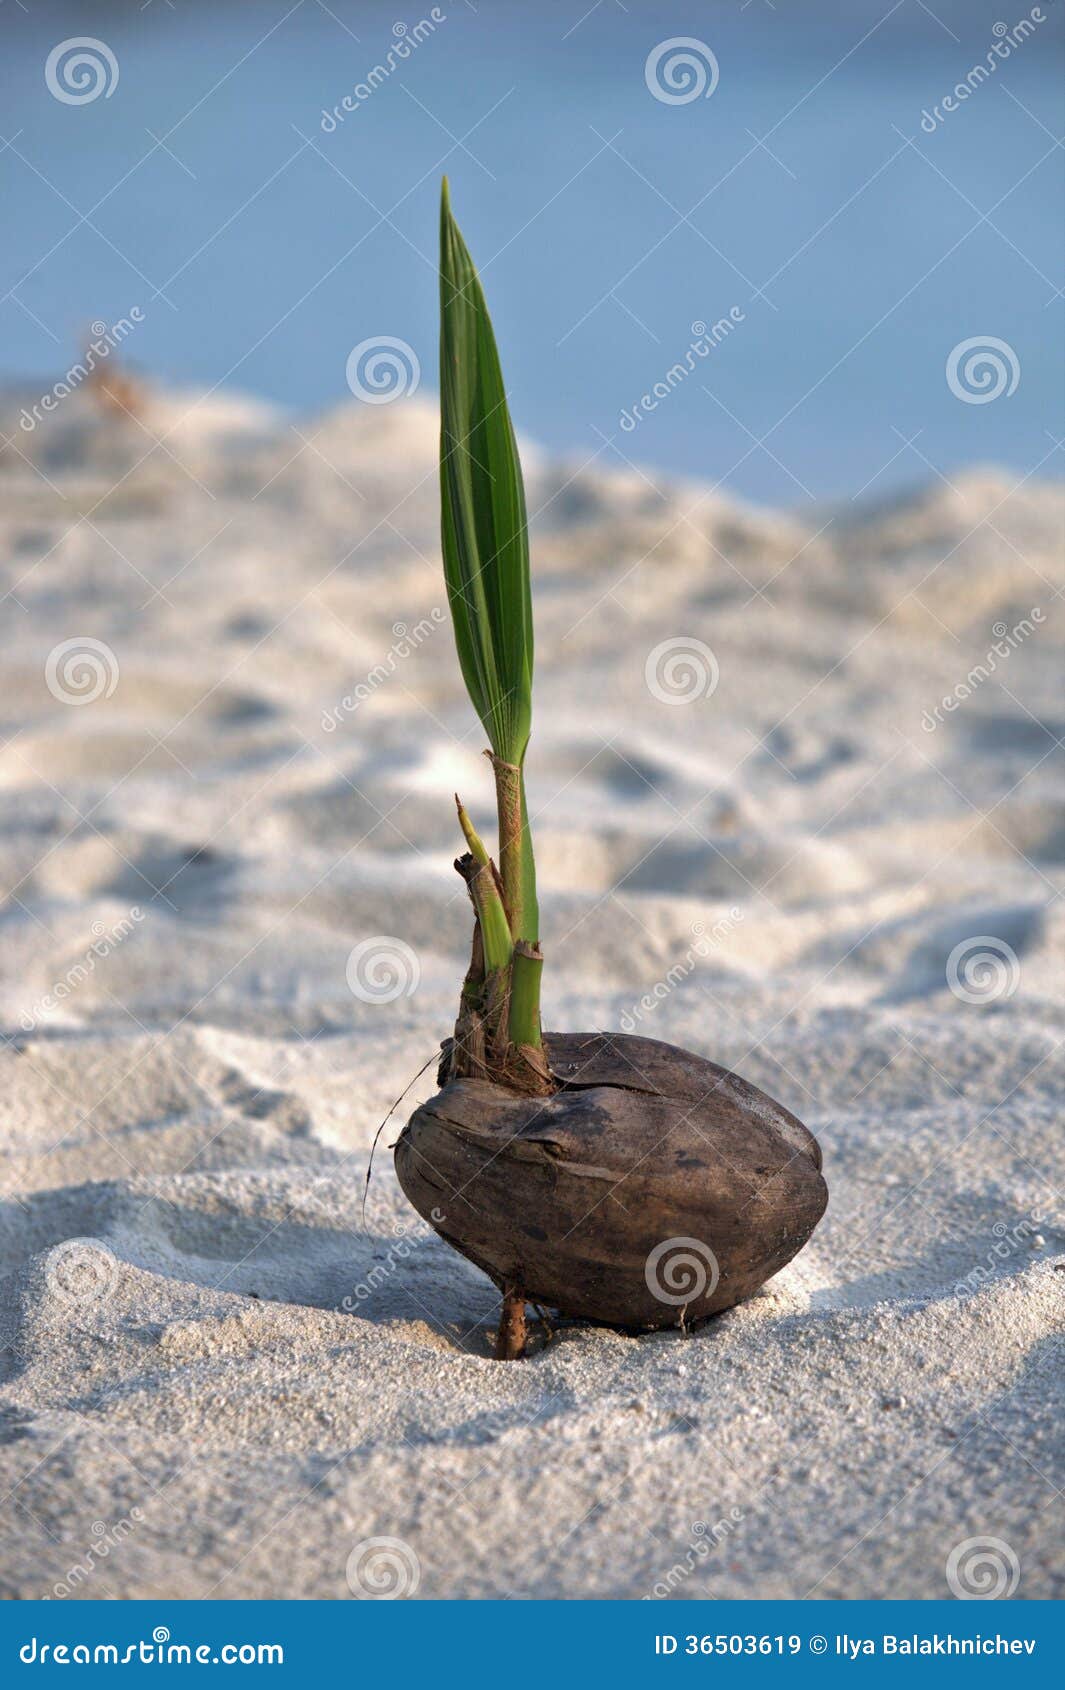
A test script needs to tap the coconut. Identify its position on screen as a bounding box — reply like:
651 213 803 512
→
395 1031 827 1352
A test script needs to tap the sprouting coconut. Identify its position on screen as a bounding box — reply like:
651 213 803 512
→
394 181 827 1359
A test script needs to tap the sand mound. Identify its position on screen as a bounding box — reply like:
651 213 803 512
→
0 384 1061 1599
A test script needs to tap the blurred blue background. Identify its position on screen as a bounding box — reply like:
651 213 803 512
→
2 0 1062 504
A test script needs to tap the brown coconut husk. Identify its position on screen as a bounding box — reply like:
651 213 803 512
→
395 1029 827 1359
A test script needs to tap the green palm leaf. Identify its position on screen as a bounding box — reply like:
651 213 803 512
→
439 178 533 769
439 179 539 959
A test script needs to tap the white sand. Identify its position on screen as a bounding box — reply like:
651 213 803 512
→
0 385 1062 1601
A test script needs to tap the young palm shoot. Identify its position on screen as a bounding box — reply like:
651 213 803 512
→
437 176 548 1096
394 182 828 1360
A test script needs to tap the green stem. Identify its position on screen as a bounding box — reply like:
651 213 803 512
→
518 767 539 945
508 941 543 1049
490 754 524 938
490 759 542 1046
490 755 540 942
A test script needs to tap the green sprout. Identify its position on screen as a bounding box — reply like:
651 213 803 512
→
439 179 546 1077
